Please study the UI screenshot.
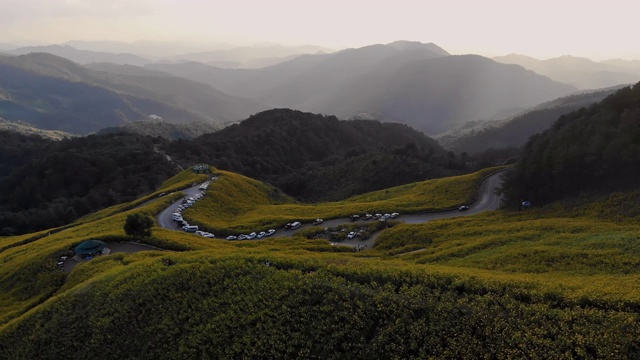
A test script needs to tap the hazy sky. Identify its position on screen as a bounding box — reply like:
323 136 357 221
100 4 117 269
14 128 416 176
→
1 0 638 59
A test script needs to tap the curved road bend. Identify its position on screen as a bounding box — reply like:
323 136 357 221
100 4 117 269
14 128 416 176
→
275 170 507 246
157 185 204 229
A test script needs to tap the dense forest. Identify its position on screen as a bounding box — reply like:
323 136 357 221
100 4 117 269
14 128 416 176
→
504 82 640 205
164 109 471 201
0 132 175 234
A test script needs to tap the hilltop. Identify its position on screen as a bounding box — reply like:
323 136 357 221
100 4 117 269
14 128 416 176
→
164 109 470 201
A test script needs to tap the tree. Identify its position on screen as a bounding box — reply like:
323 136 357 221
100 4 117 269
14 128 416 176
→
124 213 153 240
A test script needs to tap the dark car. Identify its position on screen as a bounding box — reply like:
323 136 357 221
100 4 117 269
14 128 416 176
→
350 215 360 221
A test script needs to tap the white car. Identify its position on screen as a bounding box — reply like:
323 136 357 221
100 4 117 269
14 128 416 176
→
390 212 400 219
238 234 248 240
313 218 324 225
203 233 215 239
257 231 266 239
226 235 238 240
347 231 356 239
247 232 257 239
266 229 276 236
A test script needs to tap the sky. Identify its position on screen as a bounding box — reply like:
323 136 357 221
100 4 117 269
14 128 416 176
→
0 0 638 60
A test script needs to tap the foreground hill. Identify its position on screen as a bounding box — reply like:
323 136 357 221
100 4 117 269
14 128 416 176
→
438 86 622 153
505 82 640 205
0 118 76 140
494 54 640 89
164 109 467 201
0 53 266 133
1 167 640 358
150 41 575 134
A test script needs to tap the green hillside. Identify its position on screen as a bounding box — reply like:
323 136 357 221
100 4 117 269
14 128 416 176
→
1 167 640 358
504 82 640 205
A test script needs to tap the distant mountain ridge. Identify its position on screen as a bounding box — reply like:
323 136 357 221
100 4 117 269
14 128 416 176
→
0 53 267 134
437 86 623 153
149 41 575 135
7 44 150 66
493 54 640 89
98 119 221 140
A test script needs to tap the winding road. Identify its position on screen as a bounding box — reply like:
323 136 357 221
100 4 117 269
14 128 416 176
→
157 170 508 248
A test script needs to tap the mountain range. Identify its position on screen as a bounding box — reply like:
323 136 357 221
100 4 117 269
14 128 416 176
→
149 41 576 135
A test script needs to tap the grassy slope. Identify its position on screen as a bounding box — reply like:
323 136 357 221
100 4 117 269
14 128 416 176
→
186 167 500 233
1 167 640 358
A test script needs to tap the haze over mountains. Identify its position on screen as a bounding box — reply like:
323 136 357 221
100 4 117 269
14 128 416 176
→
1 39 638 142
0 53 266 134
494 54 640 90
148 41 576 135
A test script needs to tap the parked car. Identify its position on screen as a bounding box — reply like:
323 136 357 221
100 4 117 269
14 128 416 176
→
350 215 360 221
363 214 373 220
347 231 356 239
313 218 324 225
284 223 292 230
226 235 238 240
266 229 276 236
390 212 400 219
372 214 381 220
459 205 470 211
290 221 301 229
57 261 65 267
238 234 248 240
257 231 266 239
203 233 215 239
183 225 198 233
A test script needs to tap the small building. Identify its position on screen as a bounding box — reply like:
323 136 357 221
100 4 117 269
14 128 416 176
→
75 240 107 259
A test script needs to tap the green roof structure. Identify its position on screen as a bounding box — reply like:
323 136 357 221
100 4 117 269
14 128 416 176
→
75 240 106 256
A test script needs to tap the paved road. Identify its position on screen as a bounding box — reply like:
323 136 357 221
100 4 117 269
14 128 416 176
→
158 170 507 248
157 185 205 229
274 169 507 247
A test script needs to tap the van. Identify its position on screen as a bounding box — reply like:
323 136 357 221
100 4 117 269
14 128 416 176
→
290 221 301 229
182 225 198 233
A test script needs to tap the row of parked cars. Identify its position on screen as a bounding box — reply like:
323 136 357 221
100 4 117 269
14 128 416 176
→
226 229 277 240
172 192 213 237
351 212 400 222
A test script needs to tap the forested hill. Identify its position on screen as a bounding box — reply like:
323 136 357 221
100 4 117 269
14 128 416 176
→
505 82 640 205
0 132 175 235
165 109 466 201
